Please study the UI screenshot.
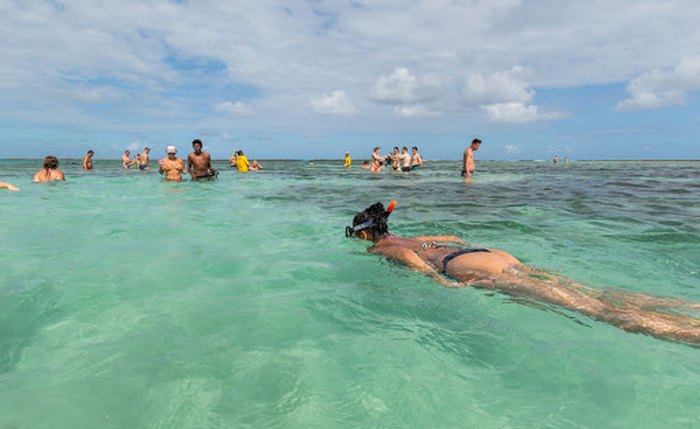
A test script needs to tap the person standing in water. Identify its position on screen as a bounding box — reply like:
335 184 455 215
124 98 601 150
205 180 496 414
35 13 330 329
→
138 148 151 170
0 182 20 191
410 146 423 170
235 150 250 172
370 147 384 172
344 151 352 168
229 150 238 168
159 146 188 181
389 146 401 171
400 147 411 172
250 160 263 171
553 154 559 164
33 156 65 182
188 139 217 180
82 150 94 170
122 150 138 169
347 202 700 347
462 138 481 178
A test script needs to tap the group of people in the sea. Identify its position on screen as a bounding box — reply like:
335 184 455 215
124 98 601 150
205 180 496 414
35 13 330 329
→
228 149 262 172
348 138 480 178
4 139 263 185
2 136 699 347
1 137 480 189
357 145 425 172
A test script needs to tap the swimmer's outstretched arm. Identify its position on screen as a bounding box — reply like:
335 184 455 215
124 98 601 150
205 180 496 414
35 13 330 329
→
0 182 19 191
413 235 467 245
371 246 463 288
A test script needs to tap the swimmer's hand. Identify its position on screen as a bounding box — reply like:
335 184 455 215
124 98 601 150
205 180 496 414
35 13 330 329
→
436 277 465 288
1 183 20 191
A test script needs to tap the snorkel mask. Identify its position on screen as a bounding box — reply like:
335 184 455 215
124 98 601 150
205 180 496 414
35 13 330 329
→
345 200 396 237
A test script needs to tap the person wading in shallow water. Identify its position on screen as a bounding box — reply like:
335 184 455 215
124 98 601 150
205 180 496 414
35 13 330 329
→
346 201 700 347
138 148 151 170
159 146 188 181
462 138 480 178
188 139 218 180
33 156 65 182
82 150 94 170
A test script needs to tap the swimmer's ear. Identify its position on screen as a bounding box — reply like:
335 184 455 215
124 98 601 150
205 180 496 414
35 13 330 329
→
358 230 368 240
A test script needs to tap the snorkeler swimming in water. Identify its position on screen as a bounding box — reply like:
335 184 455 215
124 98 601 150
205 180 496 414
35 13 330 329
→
347 202 700 347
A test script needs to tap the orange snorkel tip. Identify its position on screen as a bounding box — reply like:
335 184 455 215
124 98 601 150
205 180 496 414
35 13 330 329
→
386 200 397 214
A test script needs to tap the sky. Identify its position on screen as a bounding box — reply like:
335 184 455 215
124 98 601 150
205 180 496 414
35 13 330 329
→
1 0 700 160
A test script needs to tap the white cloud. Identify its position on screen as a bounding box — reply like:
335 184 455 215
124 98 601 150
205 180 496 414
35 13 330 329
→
2 0 700 139
372 68 441 104
505 144 520 154
310 90 357 115
616 56 700 111
215 101 253 115
482 103 563 123
482 103 539 123
393 105 440 117
464 67 533 105
126 141 140 151
463 67 563 123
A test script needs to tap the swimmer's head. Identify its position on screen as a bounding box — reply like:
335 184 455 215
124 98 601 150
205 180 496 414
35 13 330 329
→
43 156 59 169
346 201 395 240
166 145 177 154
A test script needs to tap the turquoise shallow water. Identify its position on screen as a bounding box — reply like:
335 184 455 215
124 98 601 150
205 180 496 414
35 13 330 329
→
1 159 699 428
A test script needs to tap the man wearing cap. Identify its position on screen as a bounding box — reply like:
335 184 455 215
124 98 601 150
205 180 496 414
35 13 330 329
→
188 139 218 180
159 145 187 181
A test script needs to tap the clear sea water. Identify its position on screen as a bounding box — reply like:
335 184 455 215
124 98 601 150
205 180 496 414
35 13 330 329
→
1 159 699 428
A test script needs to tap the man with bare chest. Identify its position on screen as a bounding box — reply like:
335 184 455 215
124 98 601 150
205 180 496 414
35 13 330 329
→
462 138 481 178
187 139 218 180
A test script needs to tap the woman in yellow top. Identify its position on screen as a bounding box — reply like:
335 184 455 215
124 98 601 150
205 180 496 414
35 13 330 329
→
236 150 250 172
344 151 352 168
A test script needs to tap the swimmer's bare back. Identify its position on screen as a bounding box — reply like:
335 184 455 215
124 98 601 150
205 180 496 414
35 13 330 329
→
33 169 65 182
371 236 700 347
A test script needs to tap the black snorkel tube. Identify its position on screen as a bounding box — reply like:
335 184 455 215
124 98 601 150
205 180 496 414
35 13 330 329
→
345 200 397 237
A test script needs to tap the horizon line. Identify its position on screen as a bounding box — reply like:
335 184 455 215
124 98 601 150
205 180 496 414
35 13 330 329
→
1 158 700 163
